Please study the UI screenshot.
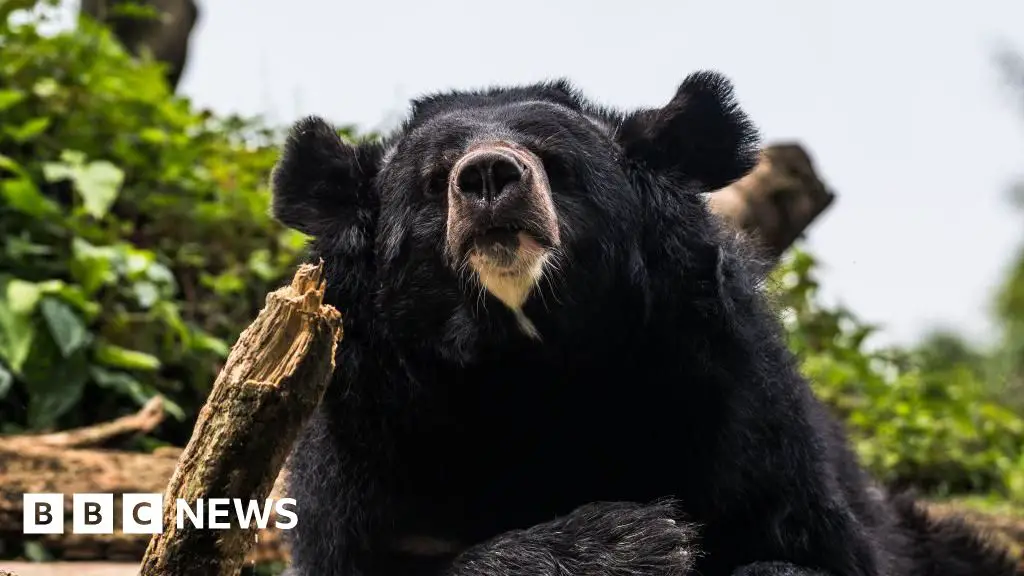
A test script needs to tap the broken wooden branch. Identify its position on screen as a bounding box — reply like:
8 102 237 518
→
709 143 835 261
137 260 342 575
4 396 165 450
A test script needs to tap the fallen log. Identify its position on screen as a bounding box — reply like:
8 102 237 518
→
0 143 834 565
138 260 342 575
2 396 165 451
1 563 133 576
0 439 289 564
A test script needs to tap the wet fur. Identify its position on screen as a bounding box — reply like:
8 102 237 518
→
271 73 1021 576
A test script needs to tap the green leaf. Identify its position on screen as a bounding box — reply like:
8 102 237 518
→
39 297 89 357
0 296 36 374
42 153 125 219
0 88 25 111
74 160 124 218
94 341 161 371
191 331 229 357
0 153 25 175
6 278 42 314
90 365 148 403
132 281 160 308
247 249 277 280
70 238 117 295
90 366 186 421
58 149 87 165
14 279 101 320
4 233 53 259
161 397 186 421
5 116 51 142
202 270 244 295
0 362 13 400
0 0 37 28
109 1 161 18
38 281 100 319
22 327 89 430
41 160 74 182
0 177 61 217
32 78 59 98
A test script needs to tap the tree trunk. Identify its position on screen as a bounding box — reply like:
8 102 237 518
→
79 0 198 90
709 143 835 261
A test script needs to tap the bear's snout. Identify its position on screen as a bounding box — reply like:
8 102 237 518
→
452 148 526 204
444 141 560 263
444 141 561 311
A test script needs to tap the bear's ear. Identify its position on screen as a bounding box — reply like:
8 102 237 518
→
615 71 761 192
270 115 382 238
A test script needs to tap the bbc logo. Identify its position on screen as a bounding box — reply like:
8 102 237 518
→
23 493 164 534
23 493 298 534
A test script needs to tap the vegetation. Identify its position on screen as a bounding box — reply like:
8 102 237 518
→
770 250 1024 502
0 4 327 444
2 2 1024 508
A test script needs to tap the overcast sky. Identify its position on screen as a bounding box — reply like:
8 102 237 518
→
175 0 1024 349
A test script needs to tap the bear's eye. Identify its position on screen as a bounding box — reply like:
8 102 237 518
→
423 170 449 199
537 151 575 188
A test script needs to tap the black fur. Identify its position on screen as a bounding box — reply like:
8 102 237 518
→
444 501 698 576
271 71 1022 576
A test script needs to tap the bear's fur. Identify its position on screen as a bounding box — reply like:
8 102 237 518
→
270 71 1022 576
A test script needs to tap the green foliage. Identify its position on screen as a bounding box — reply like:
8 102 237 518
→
769 249 1024 501
0 4 317 439
990 235 1024 413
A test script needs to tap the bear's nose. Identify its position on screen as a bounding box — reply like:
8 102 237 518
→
454 150 524 203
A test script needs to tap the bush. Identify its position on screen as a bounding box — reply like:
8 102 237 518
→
769 249 1024 501
0 5 322 443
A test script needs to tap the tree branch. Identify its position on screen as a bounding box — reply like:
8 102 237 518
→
5 396 165 450
137 261 342 575
709 143 836 260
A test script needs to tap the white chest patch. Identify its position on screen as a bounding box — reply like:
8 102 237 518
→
512 307 541 340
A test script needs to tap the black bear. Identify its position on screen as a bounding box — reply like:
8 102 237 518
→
269 71 1021 576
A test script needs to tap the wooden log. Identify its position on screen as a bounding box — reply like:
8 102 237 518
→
3 396 165 451
0 391 288 564
0 439 289 564
709 143 835 261
1 562 138 576
136 261 342 575
1 563 133 576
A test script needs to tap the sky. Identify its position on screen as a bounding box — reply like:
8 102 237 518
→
173 0 1024 349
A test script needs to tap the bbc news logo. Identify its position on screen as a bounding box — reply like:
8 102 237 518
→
22 493 297 534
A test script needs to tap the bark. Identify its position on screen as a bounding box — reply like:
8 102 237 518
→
709 143 836 261
137 261 342 575
79 0 198 90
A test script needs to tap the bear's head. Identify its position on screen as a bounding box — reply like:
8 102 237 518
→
270 72 761 362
